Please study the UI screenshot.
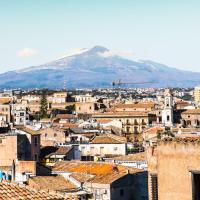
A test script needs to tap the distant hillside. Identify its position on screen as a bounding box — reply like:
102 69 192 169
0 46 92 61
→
0 46 199 89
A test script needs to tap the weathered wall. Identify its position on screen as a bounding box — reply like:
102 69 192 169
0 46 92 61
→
0 135 17 166
148 140 200 200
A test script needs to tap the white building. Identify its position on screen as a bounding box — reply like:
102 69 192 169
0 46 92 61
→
162 89 173 126
79 134 127 157
51 92 67 104
13 109 29 125
73 93 96 102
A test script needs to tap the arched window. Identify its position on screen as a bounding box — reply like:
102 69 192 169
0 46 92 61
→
166 98 170 107
167 115 170 121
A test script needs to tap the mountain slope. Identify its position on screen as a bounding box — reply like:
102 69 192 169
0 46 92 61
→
0 46 200 89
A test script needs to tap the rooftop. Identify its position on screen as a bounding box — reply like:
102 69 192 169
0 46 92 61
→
40 146 72 158
0 182 75 200
115 102 155 109
182 109 200 114
91 133 126 144
56 114 76 119
112 152 147 162
93 111 150 117
29 175 77 192
53 161 143 184
14 126 40 135
161 137 200 143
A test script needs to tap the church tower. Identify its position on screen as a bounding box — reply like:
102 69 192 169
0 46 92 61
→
162 89 173 126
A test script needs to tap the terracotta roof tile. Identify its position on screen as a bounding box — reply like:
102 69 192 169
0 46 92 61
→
182 109 200 114
53 161 143 184
56 114 76 119
93 111 149 117
112 152 147 162
91 133 126 144
29 175 77 192
0 182 76 200
14 126 40 135
115 102 155 109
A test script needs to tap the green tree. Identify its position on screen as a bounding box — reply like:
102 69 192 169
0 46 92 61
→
40 90 48 119
65 104 75 114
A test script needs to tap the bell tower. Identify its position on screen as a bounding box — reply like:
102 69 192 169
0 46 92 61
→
162 89 173 126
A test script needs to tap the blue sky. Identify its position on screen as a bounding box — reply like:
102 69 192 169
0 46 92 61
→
0 0 200 72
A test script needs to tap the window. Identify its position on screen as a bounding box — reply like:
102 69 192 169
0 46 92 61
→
54 133 57 137
142 119 146 125
45 133 48 137
120 189 124 196
150 174 158 200
192 173 200 200
134 119 138 125
134 126 138 134
20 112 24 116
113 147 118 151
89 106 92 110
126 127 130 133
166 98 169 107
167 115 170 121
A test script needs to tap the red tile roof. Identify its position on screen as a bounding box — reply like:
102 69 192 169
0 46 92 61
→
29 175 77 192
91 134 126 144
0 182 75 200
53 161 143 184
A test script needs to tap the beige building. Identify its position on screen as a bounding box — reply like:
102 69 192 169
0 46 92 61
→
113 102 156 112
194 86 200 104
39 127 67 146
28 100 41 114
73 93 96 102
0 127 40 166
147 137 200 200
93 111 156 142
50 92 68 104
0 104 11 124
181 109 200 127
75 102 95 114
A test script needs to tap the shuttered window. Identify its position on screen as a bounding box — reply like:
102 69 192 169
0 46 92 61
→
151 174 158 200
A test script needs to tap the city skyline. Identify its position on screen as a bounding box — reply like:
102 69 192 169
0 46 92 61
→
0 0 200 72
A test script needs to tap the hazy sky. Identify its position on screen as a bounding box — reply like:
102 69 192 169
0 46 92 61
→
0 0 200 72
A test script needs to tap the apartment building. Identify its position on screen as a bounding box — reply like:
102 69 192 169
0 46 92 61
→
93 111 156 142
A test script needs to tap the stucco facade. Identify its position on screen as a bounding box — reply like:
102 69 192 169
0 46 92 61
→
147 139 200 200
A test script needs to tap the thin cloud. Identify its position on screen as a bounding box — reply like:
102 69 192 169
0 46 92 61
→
18 48 38 57
98 50 136 60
